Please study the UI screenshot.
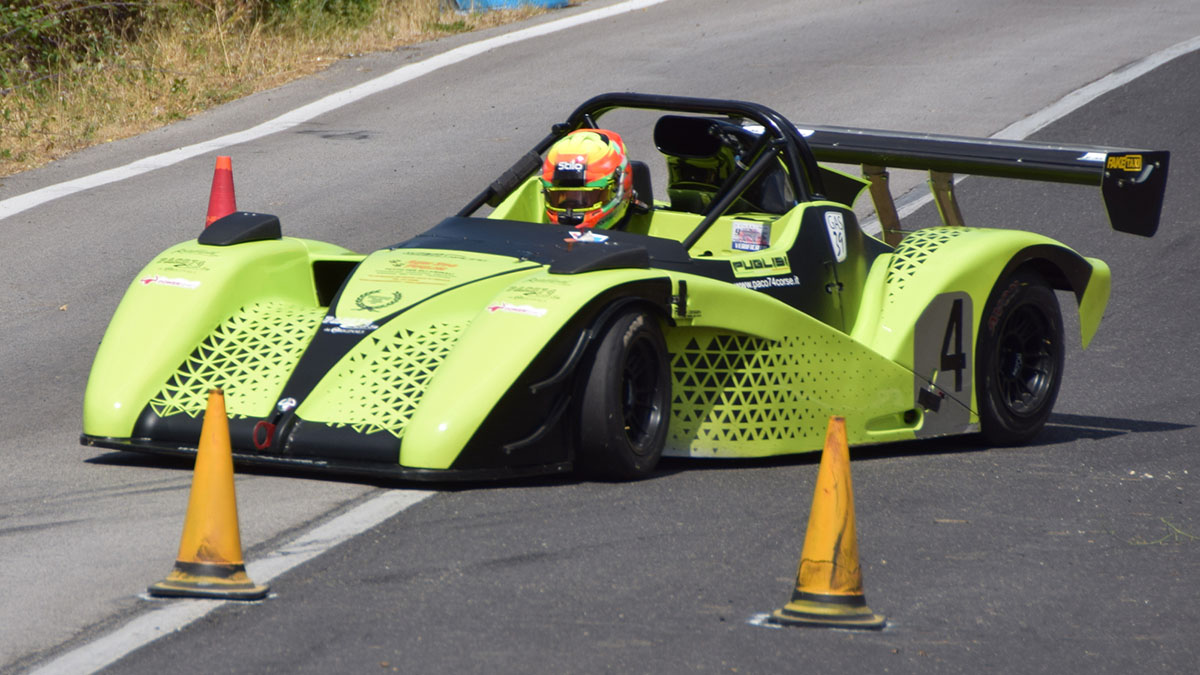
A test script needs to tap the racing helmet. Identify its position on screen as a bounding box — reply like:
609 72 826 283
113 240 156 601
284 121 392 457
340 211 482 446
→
540 129 633 229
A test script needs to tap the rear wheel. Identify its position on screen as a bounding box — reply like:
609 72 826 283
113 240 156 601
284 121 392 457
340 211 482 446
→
576 308 670 480
976 269 1064 445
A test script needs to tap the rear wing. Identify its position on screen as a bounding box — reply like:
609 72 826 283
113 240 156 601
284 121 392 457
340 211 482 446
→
798 125 1169 243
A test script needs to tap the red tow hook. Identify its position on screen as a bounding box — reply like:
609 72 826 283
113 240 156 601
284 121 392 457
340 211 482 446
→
252 420 276 450
255 397 297 450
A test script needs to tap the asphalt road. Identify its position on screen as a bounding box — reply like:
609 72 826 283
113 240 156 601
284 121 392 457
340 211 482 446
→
2 0 1199 672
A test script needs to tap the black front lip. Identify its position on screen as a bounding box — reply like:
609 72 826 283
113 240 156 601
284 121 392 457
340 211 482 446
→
81 434 572 483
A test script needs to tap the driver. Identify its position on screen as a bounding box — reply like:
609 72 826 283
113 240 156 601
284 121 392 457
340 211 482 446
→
540 129 634 229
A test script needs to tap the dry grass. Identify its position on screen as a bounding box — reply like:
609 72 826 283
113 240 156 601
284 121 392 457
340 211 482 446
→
0 1 545 178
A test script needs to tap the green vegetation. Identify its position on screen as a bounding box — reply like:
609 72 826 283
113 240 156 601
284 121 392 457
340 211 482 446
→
0 1 542 176
1129 517 1197 546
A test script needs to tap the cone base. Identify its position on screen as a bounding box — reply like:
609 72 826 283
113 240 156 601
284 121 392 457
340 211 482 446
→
770 593 886 630
148 562 269 601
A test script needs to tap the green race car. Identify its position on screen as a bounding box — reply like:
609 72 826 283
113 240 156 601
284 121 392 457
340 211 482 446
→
81 93 1168 480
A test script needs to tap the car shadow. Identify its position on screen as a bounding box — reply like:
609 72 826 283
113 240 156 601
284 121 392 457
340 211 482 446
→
656 411 1193 475
1032 412 1193 443
84 411 1192 487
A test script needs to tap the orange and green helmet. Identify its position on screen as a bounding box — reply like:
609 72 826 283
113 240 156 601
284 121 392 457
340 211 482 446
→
540 129 633 229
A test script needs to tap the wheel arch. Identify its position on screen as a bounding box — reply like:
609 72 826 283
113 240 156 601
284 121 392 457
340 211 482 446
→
859 228 1110 366
992 244 1111 350
443 277 673 471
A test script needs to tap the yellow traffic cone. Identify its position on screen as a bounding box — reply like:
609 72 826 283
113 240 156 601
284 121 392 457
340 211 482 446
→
149 389 269 600
770 416 885 628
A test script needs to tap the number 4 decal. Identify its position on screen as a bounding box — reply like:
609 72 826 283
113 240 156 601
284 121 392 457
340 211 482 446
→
941 298 967 392
913 292 973 437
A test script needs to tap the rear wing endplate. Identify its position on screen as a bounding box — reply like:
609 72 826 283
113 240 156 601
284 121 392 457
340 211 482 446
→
798 125 1168 243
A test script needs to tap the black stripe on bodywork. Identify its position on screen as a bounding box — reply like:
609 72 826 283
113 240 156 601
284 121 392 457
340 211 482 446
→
403 214 882 324
277 261 541 405
264 262 543 459
132 263 539 462
395 217 692 268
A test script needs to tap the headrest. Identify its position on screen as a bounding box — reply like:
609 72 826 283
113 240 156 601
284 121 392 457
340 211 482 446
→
654 116 724 158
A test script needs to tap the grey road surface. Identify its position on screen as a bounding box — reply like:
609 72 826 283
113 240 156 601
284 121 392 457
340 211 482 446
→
93 31 1200 675
2 0 1198 671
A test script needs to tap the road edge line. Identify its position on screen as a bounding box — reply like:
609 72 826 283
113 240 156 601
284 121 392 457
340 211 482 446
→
26 489 434 675
0 0 671 222
861 33 1200 234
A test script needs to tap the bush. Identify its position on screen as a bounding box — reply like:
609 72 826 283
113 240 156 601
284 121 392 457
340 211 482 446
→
0 0 381 91
0 1 154 90
266 0 381 24
0 0 511 175
188 0 381 28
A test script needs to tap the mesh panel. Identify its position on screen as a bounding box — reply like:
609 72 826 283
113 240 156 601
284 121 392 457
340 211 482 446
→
304 322 465 437
149 302 325 419
667 329 884 455
886 227 970 301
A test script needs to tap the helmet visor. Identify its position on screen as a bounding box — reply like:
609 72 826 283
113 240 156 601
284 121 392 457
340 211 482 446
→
544 185 614 212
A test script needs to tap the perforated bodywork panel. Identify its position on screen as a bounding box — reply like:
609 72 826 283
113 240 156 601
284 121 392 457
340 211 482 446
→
297 322 466 438
146 301 325 421
663 326 913 458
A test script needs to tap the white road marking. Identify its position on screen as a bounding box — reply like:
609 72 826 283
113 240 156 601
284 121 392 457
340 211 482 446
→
28 489 433 675
19 2 672 671
861 34 1200 235
16 15 1200 675
0 0 670 222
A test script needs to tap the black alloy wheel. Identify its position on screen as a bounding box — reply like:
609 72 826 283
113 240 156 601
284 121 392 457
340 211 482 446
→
976 268 1064 445
576 307 671 479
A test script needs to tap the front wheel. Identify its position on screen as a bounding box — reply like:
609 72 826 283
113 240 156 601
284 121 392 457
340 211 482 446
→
575 308 671 480
976 269 1064 445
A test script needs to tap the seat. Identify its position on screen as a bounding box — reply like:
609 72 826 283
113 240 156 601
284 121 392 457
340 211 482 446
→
653 115 794 216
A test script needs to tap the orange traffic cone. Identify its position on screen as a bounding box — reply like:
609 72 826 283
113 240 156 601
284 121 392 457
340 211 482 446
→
148 389 269 600
204 156 237 227
770 416 885 629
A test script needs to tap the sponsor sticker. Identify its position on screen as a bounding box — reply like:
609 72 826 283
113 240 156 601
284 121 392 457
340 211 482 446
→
825 211 848 263
321 315 379 334
733 275 801 291
486 302 547 317
175 246 221 257
140 275 200 289
1106 154 1143 172
392 259 458 271
359 254 461 286
730 254 790 278
731 220 770 252
354 290 403 312
156 257 209 271
505 285 559 300
566 230 609 244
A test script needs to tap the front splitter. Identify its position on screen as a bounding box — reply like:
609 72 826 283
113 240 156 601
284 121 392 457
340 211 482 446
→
81 435 573 483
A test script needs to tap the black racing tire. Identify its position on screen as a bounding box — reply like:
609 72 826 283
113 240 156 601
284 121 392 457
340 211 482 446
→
575 307 671 480
976 268 1064 445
